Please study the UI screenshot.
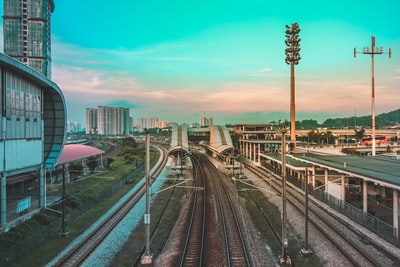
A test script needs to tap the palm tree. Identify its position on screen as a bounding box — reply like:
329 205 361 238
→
354 128 365 143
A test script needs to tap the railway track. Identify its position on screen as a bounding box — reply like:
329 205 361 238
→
175 153 207 266
208 158 251 267
50 146 168 267
158 152 253 266
244 162 391 267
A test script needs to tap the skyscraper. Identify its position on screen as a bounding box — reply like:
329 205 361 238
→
200 117 213 127
86 108 98 134
86 106 131 135
3 0 54 77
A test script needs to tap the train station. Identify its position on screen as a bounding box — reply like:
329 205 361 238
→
0 53 66 232
168 122 400 244
232 123 400 243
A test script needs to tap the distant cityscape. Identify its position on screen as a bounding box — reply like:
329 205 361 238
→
67 105 216 134
65 107 400 134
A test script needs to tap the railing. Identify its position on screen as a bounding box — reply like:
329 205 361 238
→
287 174 398 245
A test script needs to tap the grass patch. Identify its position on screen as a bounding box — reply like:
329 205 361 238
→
238 181 324 267
1 143 159 267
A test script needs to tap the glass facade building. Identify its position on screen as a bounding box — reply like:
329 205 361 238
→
0 53 66 231
3 0 54 77
1 0 65 232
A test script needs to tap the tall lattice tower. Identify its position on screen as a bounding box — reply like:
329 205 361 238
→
2 0 54 78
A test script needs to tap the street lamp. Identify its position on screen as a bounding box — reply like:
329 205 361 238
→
354 36 391 156
285 23 301 153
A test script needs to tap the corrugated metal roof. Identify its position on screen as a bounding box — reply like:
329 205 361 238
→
294 154 400 189
57 144 105 165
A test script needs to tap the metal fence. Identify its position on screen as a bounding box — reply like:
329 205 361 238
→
0 164 146 266
287 175 398 245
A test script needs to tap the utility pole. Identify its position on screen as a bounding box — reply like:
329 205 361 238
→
279 124 291 265
354 36 391 156
60 164 69 237
141 131 152 264
285 23 301 153
300 168 312 256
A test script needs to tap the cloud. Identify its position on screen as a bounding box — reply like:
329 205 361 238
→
248 67 273 77
50 17 399 124
53 65 143 100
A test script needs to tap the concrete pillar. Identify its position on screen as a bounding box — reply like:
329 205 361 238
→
257 144 261 164
341 175 346 207
40 166 45 208
324 169 329 192
393 189 398 241
1 172 6 227
248 143 252 161
312 167 316 187
1 116 6 227
305 168 309 185
363 180 368 213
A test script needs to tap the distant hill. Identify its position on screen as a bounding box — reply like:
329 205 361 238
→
297 109 400 130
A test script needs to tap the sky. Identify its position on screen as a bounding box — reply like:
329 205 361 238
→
1 0 400 125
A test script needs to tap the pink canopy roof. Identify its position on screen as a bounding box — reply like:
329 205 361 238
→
57 144 105 165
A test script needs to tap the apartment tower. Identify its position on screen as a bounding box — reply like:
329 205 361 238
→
86 106 131 135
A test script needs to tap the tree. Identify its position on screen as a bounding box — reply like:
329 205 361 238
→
321 130 335 144
354 128 365 142
69 162 83 181
308 129 322 145
86 157 98 172
106 157 114 169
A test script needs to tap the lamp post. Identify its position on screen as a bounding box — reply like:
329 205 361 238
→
354 36 391 156
285 23 301 153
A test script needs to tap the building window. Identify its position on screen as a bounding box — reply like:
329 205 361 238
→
4 71 42 139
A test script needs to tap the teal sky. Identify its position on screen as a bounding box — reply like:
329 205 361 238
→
1 0 400 125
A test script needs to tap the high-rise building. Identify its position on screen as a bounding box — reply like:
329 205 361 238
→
86 106 131 135
85 108 98 134
67 121 82 133
200 117 213 127
3 0 54 77
137 117 158 132
156 120 168 129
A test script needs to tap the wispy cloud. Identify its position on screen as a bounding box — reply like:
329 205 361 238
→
249 67 273 77
49 16 399 123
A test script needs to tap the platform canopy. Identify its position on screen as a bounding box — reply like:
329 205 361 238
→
57 144 105 165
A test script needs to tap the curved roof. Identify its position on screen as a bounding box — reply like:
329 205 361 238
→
0 53 67 168
58 144 105 165
208 125 234 155
168 125 190 157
